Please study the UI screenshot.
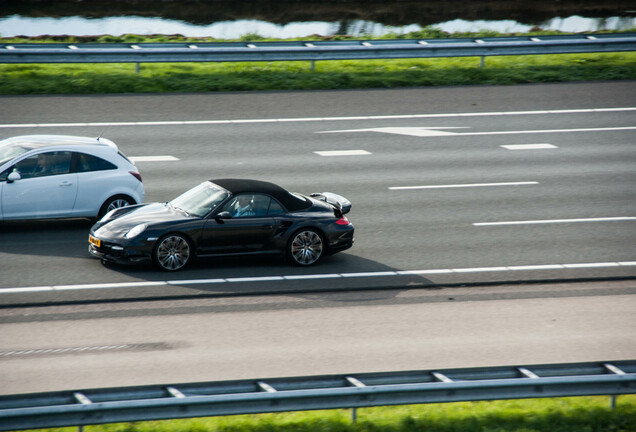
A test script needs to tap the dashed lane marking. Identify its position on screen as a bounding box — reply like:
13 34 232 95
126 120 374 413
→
314 150 371 156
474 217 636 226
501 144 558 150
0 343 171 358
389 181 538 190
1 261 634 293
129 156 179 162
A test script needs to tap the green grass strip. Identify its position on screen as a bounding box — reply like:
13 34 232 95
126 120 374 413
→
1 52 635 95
22 395 636 432
1 27 635 95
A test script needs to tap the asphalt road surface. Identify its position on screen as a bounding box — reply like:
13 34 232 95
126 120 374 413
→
0 280 635 394
0 81 634 304
0 82 634 394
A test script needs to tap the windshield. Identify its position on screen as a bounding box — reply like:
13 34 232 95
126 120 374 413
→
169 181 229 217
0 142 31 166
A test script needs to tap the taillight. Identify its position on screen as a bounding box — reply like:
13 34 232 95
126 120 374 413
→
335 216 350 225
129 171 142 182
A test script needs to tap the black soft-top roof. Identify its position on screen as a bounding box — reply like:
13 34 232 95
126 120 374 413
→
210 178 311 212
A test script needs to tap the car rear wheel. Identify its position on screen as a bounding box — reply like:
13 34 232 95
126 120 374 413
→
98 195 134 218
154 234 191 271
288 229 324 266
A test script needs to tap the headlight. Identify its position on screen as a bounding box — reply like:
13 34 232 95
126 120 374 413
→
124 224 147 239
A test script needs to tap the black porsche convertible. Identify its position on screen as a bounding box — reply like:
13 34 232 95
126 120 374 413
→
88 178 354 271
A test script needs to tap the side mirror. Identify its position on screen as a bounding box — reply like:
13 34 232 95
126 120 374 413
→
7 171 21 183
215 211 232 222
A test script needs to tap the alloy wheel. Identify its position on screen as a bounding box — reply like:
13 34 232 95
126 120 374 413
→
107 198 131 212
290 230 323 266
155 234 191 271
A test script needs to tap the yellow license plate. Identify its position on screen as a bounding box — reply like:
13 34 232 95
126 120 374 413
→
89 235 101 248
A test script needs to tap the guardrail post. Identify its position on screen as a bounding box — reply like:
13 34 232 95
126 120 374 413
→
604 362 626 409
257 381 277 393
311 60 315 71
480 56 485 68
73 392 92 432
135 63 140 73
347 376 366 422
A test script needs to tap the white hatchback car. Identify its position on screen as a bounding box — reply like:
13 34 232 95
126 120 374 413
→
0 135 145 221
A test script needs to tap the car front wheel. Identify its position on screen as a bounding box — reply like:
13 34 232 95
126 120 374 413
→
288 229 324 266
154 234 191 271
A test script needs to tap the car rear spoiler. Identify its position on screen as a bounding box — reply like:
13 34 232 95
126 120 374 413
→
310 192 352 214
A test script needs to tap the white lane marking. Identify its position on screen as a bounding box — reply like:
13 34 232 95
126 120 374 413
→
320 126 636 137
129 156 179 162
53 281 168 291
501 144 558 150
563 263 620 268
284 274 341 280
341 271 398 277
167 279 226 285
453 267 509 273
507 265 563 271
0 344 157 358
474 217 636 226
458 127 636 136
1 286 53 294
1 107 634 128
397 269 453 275
319 127 468 136
1 261 634 293
314 150 371 156
390 181 538 190
226 276 285 283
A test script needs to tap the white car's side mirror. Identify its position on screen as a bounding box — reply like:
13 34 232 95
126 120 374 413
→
7 171 21 183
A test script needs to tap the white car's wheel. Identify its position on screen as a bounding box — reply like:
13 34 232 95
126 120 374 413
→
98 195 133 218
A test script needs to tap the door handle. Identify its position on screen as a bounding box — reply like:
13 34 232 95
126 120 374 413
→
261 225 273 229
59 181 73 187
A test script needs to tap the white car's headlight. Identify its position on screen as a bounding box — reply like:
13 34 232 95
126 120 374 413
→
124 224 147 239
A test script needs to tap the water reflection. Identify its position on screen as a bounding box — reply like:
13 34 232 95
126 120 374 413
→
0 15 634 39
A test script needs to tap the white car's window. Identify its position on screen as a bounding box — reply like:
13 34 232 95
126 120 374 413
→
117 151 134 164
76 152 117 172
169 182 229 218
0 167 12 181
0 143 30 166
11 151 72 179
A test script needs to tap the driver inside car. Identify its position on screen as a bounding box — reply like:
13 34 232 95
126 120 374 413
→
232 195 255 217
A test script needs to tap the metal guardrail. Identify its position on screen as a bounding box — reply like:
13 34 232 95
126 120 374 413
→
1 33 635 64
0 360 634 430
